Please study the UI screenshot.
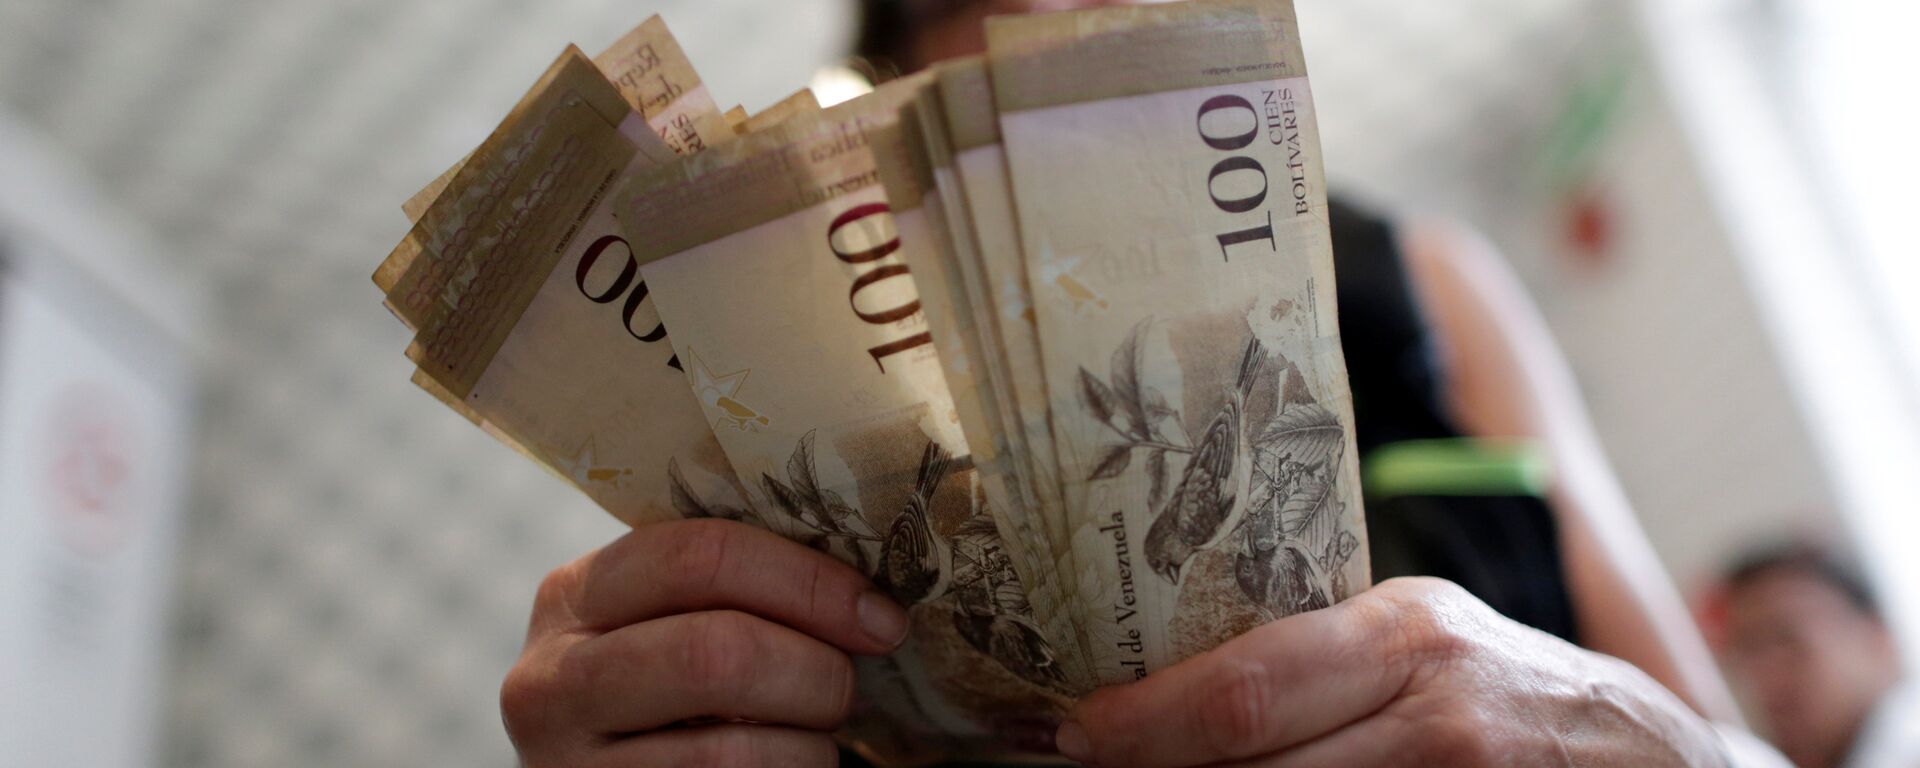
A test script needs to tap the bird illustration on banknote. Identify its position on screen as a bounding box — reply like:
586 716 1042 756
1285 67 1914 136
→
1235 539 1331 617
948 515 1071 691
1143 335 1263 585
876 441 956 605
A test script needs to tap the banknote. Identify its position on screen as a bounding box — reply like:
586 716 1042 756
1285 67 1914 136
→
986 0 1369 686
384 47 750 526
874 94 1087 693
380 15 729 301
923 61 1077 593
742 88 821 133
369 1 1369 760
870 99 1020 594
612 81 1078 760
910 82 1028 546
591 14 731 157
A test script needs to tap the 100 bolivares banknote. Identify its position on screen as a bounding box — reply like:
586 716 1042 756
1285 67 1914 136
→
372 0 1368 762
984 0 1368 688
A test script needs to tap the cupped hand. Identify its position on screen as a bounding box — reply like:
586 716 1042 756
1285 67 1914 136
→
501 518 910 767
1057 577 1729 767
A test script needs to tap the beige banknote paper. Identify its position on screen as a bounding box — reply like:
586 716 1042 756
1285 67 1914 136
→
910 85 1027 536
614 84 1078 761
916 69 1072 568
386 48 750 526
380 15 729 300
875 97 1088 691
908 85 1107 688
742 88 822 133
928 63 1086 621
871 100 1020 582
591 14 731 157
376 18 759 525
987 0 1369 686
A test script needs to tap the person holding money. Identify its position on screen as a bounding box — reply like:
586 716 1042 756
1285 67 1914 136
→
487 4 1795 768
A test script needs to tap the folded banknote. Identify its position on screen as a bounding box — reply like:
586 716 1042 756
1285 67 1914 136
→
371 2 1367 763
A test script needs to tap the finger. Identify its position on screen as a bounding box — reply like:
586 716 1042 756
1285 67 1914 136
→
1062 578 1463 768
1209 716 1411 768
587 724 838 768
565 610 856 734
551 518 909 655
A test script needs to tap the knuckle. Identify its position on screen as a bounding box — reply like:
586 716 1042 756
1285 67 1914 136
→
681 611 761 695
498 661 553 744
1421 707 1497 765
661 519 738 594
1197 658 1272 754
1372 578 1474 664
1375 576 1473 615
532 562 584 620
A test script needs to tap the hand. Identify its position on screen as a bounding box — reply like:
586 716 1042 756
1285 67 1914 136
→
1056 578 1729 767
501 518 911 767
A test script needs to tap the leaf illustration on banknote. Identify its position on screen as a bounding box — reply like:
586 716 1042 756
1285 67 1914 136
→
1077 319 1190 484
762 431 881 573
1146 448 1170 513
1077 369 1118 430
1108 319 1149 436
1247 404 1341 526
1237 403 1348 613
1276 458 1335 540
668 458 761 526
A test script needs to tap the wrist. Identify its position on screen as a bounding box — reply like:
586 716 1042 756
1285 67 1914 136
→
1565 653 1732 768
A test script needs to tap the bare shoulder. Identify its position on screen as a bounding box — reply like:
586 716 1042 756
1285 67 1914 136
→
1387 216 1551 441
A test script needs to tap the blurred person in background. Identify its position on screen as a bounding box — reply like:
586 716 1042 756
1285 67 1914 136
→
497 1 1803 765
1717 545 1918 768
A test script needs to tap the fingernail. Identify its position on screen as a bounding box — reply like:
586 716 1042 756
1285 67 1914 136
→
856 590 910 649
1055 720 1091 763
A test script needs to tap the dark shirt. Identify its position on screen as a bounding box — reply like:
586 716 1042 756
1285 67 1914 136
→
1326 197 1576 642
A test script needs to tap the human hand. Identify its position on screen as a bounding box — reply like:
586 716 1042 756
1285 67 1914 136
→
1056 577 1729 767
500 518 910 767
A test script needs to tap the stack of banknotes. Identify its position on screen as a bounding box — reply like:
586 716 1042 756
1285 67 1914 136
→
372 0 1369 762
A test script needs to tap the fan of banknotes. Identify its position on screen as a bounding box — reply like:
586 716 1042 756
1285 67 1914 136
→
372 0 1369 762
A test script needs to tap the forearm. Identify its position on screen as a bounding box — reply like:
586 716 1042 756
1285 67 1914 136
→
1397 217 1742 724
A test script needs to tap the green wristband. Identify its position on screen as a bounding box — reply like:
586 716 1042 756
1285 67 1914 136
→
1362 438 1551 499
